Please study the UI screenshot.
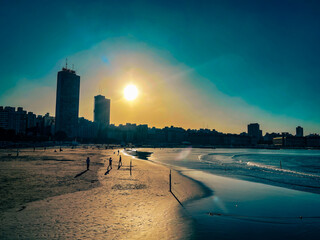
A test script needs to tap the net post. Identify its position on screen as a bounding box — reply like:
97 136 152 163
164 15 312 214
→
169 169 172 192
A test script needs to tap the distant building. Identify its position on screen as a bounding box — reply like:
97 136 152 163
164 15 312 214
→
224 134 251 146
248 123 262 138
273 136 305 148
78 117 98 139
0 106 35 134
296 126 303 137
27 112 37 129
137 124 148 142
107 124 123 142
43 113 55 136
164 126 186 143
0 106 26 134
264 132 281 143
0 106 14 130
248 123 262 144
306 134 320 148
55 67 80 138
148 127 166 144
14 107 27 134
281 132 292 137
94 95 110 128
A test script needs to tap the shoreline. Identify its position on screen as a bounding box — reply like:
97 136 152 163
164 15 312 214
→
123 150 213 201
0 148 208 239
138 147 320 195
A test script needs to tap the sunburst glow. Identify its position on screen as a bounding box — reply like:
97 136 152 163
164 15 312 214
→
124 84 138 101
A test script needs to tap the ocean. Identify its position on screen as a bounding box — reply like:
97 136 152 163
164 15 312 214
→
142 148 320 239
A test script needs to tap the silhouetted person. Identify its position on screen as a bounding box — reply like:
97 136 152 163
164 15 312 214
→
60 147 63 152
33 147 35 152
118 155 122 169
86 157 90 170
108 157 113 170
118 150 119 155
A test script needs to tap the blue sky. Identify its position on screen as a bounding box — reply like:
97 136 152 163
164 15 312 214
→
0 0 319 134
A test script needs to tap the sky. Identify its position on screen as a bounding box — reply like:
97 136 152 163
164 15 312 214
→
0 0 320 134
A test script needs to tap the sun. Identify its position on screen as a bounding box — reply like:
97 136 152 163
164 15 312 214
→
124 84 138 101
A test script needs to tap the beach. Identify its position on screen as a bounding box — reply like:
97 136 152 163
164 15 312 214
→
0 147 207 239
2 147 320 239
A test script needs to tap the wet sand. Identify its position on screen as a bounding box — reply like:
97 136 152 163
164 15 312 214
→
183 170 320 239
0 147 207 239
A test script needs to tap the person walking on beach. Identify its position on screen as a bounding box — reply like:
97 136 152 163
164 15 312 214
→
118 150 119 155
118 155 122 169
86 157 90 170
108 157 113 170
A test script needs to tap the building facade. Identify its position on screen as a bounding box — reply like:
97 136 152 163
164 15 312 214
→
55 67 80 138
94 95 110 128
248 123 262 144
296 126 303 137
273 136 306 148
78 117 99 140
0 106 14 130
0 106 28 134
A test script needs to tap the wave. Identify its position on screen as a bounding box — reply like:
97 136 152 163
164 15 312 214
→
198 152 320 180
246 161 320 179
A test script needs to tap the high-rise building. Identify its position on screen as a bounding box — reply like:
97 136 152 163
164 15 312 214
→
0 106 27 134
27 112 37 129
296 126 303 137
55 67 80 138
248 123 262 137
248 123 262 144
94 95 110 128
0 106 13 130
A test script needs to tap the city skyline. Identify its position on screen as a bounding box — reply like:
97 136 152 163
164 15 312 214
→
1 0 320 134
0 103 315 137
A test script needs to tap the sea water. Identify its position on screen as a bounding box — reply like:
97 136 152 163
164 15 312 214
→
143 148 320 239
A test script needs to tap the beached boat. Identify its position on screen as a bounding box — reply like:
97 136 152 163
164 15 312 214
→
124 149 153 159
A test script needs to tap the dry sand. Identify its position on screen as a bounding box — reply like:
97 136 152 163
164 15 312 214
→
0 147 207 239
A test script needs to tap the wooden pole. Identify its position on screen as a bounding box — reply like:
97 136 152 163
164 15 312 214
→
130 159 132 176
169 169 172 192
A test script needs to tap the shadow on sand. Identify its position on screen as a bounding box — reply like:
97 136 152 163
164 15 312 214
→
74 170 88 178
170 191 184 207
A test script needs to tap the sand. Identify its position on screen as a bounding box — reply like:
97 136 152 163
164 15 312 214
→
0 147 207 239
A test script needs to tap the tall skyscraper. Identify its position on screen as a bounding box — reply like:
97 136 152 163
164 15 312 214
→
94 95 110 128
296 126 303 137
55 67 80 138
